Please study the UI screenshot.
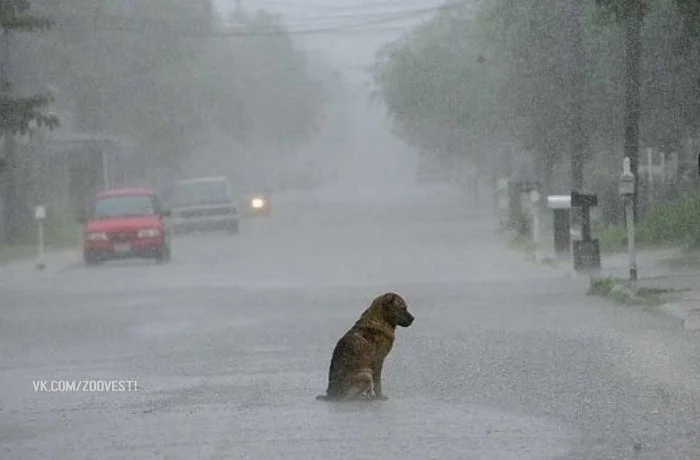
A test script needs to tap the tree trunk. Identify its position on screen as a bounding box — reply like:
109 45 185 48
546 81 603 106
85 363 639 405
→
569 0 587 236
624 3 644 222
0 28 20 244
1 133 20 244
570 0 586 192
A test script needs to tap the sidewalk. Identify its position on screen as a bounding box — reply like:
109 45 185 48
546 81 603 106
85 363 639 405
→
534 233 700 330
598 249 700 331
0 249 81 286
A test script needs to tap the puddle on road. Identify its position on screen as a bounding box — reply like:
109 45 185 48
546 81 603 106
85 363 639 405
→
226 396 575 460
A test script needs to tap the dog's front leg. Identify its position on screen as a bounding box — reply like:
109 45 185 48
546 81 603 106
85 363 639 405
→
372 363 389 400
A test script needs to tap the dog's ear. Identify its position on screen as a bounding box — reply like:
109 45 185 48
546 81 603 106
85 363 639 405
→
383 292 407 310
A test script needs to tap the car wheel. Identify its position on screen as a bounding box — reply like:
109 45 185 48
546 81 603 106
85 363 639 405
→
155 244 171 263
227 221 240 234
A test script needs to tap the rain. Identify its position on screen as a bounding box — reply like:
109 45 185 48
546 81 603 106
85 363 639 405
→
2 0 700 459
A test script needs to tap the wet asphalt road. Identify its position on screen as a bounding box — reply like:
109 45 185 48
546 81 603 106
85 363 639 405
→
2 184 700 460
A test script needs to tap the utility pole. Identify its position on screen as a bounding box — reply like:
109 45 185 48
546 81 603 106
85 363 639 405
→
0 26 18 244
234 0 244 22
569 0 586 239
570 0 586 192
623 2 644 222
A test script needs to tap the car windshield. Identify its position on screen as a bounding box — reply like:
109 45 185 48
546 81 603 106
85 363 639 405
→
173 180 229 206
92 195 155 219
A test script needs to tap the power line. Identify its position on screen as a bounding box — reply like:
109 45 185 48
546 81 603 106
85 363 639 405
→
45 2 460 38
236 0 451 13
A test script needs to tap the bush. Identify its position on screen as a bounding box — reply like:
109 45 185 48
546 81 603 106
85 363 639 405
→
598 225 628 253
641 189 700 247
598 188 700 251
44 214 81 249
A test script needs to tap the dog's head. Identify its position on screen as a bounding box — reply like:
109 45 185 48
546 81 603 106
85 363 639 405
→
376 292 414 328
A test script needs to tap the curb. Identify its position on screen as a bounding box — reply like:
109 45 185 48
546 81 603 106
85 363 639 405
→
55 259 82 273
658 301 700 331
502 229 700 330
9 252 82 274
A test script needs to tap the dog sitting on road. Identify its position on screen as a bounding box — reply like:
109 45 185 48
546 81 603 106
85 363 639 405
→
316 292 414 401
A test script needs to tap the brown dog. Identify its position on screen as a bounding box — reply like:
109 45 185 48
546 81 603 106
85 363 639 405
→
316 292 414 401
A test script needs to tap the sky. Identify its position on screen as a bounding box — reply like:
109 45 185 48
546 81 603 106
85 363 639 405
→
210 0 451 193
212 0 446 79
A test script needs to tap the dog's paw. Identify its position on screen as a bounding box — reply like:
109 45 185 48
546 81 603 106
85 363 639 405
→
374 394 389 401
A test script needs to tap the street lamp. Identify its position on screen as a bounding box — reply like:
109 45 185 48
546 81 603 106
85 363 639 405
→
619 157 636 281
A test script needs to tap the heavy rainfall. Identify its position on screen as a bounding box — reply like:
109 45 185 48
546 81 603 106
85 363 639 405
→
2 0 700 458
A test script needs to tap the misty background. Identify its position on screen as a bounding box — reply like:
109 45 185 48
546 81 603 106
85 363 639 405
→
0 0 441 247
5 0 700 249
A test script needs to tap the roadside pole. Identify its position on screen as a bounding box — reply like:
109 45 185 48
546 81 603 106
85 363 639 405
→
619 157 637 281
35 205 46 270
530 189 540 260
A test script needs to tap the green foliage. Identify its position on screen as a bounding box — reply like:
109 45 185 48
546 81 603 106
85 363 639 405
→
597 188 700 251
640 189 700 247
17 0 324 173
588 276 616 296
588 275 671 306
0 0 59 165
372 0 596 173
0 0 51 29
673 0 700 34
372 0 700 194
598 224 629 252
595 0 646 22
0 92 59 134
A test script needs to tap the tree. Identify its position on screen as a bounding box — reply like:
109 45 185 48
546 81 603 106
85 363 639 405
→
0 0 59 243
596 0 645 221
18 0 324 183
372 0 588 193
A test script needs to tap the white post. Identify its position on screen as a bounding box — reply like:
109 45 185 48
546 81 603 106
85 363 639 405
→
620 158 637 281
38 219 44 258
102 150 110 190
626 198 637 281
647 147 654 206
530 190 540 259
660 151 666 184
34 205 46 270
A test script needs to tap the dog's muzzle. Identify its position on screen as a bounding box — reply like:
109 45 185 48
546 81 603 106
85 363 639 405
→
398 313 414 327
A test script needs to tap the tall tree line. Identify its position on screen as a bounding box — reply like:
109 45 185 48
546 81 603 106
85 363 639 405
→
373 0 700 207
0 0 325 242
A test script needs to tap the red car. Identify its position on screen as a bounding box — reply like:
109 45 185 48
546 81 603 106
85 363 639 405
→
79 188 172 266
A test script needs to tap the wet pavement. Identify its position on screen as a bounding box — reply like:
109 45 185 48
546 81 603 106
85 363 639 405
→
2 184 700 459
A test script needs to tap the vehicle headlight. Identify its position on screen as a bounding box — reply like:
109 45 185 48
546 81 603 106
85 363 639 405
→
85 232 108 241
137 228 161 238
251 197 265 209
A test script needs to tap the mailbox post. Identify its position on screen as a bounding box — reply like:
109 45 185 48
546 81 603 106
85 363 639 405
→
530 189 541 251
496 178 510 229
546 194 571 254
619 157 637 281
571 191 601 272
515 180 539 237
34 205 46 270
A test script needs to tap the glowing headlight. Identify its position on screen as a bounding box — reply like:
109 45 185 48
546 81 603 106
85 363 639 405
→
86 232 108 241
137 228 161 238
251 197 265 209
